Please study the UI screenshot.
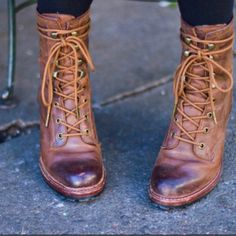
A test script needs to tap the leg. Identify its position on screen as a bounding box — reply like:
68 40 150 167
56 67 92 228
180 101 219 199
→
149 0 235 207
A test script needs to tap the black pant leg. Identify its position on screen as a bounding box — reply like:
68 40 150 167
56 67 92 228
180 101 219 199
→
37 0 93 17
178 0 234 26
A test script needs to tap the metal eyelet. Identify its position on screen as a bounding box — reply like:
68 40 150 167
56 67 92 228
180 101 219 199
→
84 98 88 103
208 43 215 50
78 59 84 66
71 31 78 36
204 127 209 134
51 32 58 39
84 115 88 120
53 71 58 79
54 102 59 107
56 118 61 124
78 69 86 78
57 133 64 140
85 129 89 135
213 98 216 102
207 112 213 119
184 50 191 57
174 117 179 122
53 88 57 93
184 37 192 45
199 143 205 150
171 132 176 138
209 55 214 60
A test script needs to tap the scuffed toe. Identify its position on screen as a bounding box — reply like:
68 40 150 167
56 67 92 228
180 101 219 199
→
50 157 103 189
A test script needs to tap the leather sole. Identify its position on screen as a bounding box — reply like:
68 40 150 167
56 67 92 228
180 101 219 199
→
148 166 222 207
39 156 106 199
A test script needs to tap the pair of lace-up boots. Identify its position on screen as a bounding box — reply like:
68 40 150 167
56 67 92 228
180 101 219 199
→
37 11 234 207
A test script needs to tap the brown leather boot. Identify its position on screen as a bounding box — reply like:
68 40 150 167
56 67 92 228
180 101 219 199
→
149 20 234 207
37 11 105 199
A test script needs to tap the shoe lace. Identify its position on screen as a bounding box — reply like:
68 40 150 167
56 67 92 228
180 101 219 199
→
38 19 95 138
172 32 234 148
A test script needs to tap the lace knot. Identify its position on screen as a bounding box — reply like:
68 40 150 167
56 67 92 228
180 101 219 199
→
197 50 203 59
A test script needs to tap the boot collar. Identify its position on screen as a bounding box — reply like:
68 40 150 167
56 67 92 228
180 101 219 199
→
37 10 90 30
181 18 234 40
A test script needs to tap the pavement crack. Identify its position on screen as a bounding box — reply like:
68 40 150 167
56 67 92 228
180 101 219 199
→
98 74 172 107
0 120 39 144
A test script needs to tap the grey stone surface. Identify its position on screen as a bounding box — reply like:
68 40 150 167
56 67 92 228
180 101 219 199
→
0 0 236 234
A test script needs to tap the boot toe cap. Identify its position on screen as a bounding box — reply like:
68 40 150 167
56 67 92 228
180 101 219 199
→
50 156 103 189
150 163 209 199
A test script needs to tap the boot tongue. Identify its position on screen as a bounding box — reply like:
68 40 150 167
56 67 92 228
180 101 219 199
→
182 65 208 135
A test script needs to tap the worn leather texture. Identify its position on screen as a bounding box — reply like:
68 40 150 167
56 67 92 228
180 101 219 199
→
37 11 105 199
149 20 234 207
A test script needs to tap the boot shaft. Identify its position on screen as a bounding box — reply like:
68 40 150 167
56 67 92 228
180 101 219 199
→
163 20 234 160
37 11 98 149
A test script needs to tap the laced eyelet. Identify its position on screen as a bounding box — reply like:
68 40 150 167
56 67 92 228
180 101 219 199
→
56 118 61 124
204 127 209 134
208 43 215 51
199 143 205 150
57 133 64 140
53 88 57 93
184 37 192 45
184 50 191 57
78 69 86 78
71 31 78 36
209 55 214 60
78 59 84 66
207 112 213 119
84 115 88 120
171 132 176 138
51 32 58 39
174 117 179 122
53 71 58 79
